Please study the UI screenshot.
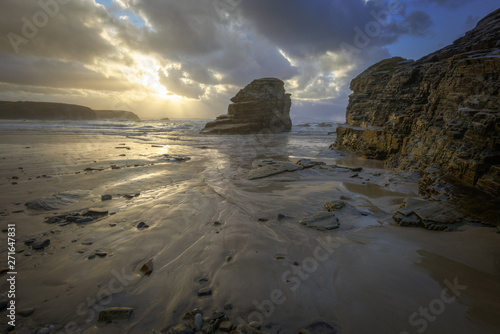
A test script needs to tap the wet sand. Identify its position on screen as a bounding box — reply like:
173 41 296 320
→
0 131 499 334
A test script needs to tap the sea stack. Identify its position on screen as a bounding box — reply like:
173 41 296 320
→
335 8 500 197
201 78 292 134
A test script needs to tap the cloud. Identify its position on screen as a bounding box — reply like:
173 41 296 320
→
2 0 492 121
422 0 468 8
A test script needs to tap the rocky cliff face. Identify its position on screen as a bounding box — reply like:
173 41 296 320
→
201 78 292 134
335 9 500 197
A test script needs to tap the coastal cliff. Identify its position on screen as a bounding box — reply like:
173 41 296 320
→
201 78 292 134
0 101 140 121
335 9 500 197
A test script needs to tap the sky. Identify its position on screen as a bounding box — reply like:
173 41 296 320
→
0 0 498 121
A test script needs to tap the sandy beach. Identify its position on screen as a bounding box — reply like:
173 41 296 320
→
0 121 499 334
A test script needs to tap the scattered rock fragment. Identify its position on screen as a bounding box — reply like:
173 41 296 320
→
167 324 194 334
83 208 108 216
194 313 203 330
197 287 212 297
34 327 50 334
299 212 340 231
98 307 133 322
324 200 345 212
17 308 35 317
101 194 112 201
299 321 337 334
137 222 149 229
32 239 50 250
140 259 154 275
76 217 94 223
219 320 233 332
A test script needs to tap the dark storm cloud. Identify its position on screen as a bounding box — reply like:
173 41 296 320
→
422 0 468 8
0 0 116 61
394 10 433 36
0 53 137 91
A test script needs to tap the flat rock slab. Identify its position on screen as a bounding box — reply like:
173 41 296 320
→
238 161 302 180
98 307 133 322
300 212 340 231
394 197 465 230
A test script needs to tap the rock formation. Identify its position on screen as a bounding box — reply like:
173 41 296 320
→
335 9 500 197
201 78 292 134
94 110 140 121
0 101 140 121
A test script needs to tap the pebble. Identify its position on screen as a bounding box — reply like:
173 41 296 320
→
137 222 149 229
248 321 261 329
109 223 117 227
76 217 94 223
276 213 286 220
98 307 133 322
223 303 233 310
81 238 95 245
12 176 19 179
84 208 109 216
225 255 233 262
213 221 222 226
95 251 108 257
101 194 112 201
24 238 36 245
197 287 212 297
198 277 209 283
34 328 50 334
219 320 233 332
32 239 50 250
17 308 35 317
258 218 269 222
299 321 337 334
194 313 203 330
140 259 154 275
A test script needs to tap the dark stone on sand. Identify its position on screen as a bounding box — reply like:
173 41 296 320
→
76 217 94 223
324 200 345 212
101 194 112 201
98 307 133 322
95 251 108 257
32 239 50 250
299 321 337 334
140 259 154 275
219 320 233 332
83 208 108 216
194 313 203 330
24 238 36 245
137 222 149 229
276 213 286 220
224 303 233 310
167 324 194 334
34 328 50 334
12 176 18 179
299 212 340 231
197 287 213 297
17 308 35 317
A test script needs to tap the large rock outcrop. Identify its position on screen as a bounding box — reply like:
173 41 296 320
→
0 101 140 121
201 78 292 134
94 110 140 121
335 9 500 197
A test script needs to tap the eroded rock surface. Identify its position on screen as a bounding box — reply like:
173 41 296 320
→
335 9 500 197
201 78 292 134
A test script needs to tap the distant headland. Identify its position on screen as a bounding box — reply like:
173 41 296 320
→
0 101 140 121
